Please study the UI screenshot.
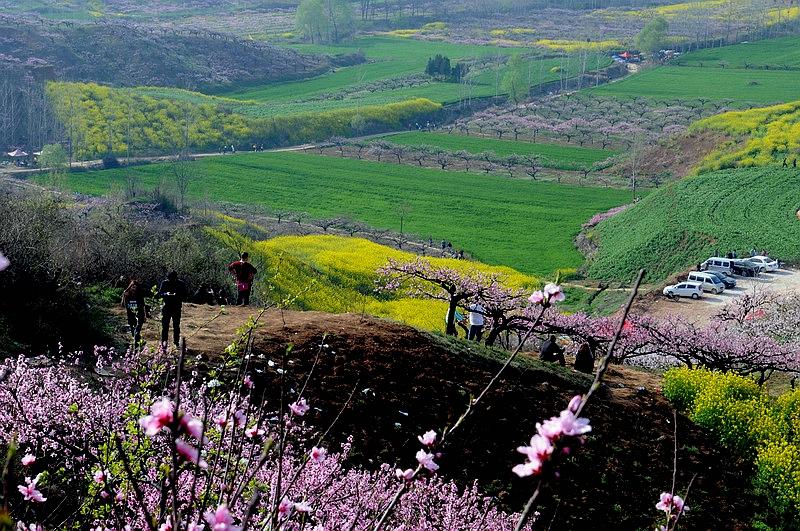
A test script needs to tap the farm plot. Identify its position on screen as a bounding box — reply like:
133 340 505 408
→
386 132 617 171
673 36 800 70
587 167 800 282
590 66 800 104
52 151 631 275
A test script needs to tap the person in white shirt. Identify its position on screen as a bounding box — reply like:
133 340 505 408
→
468 303 485 342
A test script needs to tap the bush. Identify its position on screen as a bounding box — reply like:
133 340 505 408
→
662 366 715 410
664 368 800 524
102 155 120 169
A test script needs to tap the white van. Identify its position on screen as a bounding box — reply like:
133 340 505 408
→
687 271 725 294
701 257 734 275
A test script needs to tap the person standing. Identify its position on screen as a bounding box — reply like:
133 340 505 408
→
158 271 187 348
228 252 257 306
574 342 594 374
467 302 485 342
122 279 146 346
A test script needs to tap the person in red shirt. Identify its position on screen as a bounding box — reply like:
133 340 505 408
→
227 252 257 306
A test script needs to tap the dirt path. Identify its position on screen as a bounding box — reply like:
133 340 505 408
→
639 268 800 325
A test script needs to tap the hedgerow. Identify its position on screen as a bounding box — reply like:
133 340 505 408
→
47 81 441 160
664 368 800 522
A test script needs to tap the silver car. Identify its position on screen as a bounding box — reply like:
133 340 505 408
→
663 282 703 300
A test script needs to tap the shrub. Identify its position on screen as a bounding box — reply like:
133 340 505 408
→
664 368 800 523
662 366 715 410
755 441 800 518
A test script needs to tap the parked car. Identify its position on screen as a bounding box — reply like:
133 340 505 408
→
704 270 737 288
748 256 779 272
663 282 703 299
732 259 761 277
687 272 726 294
701 257 735 275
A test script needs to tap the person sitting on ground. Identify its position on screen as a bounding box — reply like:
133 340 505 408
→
467 302 485 342
192 283 217 305
228 252 257 306
122 278 147 346
158 271 187 348
539 335 566 366
574 342 594 374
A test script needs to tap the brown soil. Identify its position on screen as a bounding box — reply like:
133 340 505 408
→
612 130 738 181
136 305 757 530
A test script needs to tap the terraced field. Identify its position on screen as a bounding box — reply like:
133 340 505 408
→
52 151 631 275
386 132 617 170
587 167 800 281
673 36 800 69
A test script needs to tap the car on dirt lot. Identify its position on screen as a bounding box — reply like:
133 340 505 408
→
704 270 737 289
748 256 779 272
687 272 726 294
663 282 703 299
732 259 762 277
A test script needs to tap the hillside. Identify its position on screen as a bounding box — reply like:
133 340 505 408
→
585 167 800 282
0 15 331 89
131 304 757 529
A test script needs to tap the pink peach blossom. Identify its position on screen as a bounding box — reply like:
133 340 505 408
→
289 398 310 416
417 429 437 447
21 453 35 466
395 468 415 481
204 504 241 531
416 449 439 472
309 446 327 463
17 474 46 503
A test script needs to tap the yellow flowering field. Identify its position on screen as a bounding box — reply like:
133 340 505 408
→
249 235 540 332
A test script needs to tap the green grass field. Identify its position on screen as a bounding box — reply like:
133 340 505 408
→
193 36 611 115
590 66 800 104
673 36 800 69
54 152 631 275
587 167 800 281
386 132 617 170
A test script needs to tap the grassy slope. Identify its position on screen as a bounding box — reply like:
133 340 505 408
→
587 167 800 281
673 36 800 69
242 234 538 332
387 132 616 170
56 152 630 275
590 66 800 103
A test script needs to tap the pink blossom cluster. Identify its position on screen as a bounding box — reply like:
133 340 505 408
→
655 491 688 529
0 347 527 530
513 396 591 478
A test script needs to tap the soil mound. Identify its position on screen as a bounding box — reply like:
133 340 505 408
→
137 305 755 529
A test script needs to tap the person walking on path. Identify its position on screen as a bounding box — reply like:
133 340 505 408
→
158 271 187 348
539 335 566 366
228 252 257 306
122 279 146 346
468 302 485 342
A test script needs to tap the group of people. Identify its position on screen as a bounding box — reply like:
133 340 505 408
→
539 335 595 374
121 252 258 349
782 158 798 168
714 248 770 259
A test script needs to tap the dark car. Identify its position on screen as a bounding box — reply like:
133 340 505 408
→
732 259 760 277
704 270 737 288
